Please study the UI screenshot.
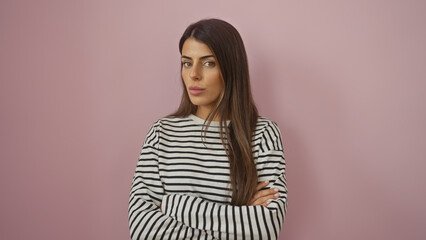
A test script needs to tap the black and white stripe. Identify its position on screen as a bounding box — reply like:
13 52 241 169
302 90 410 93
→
128 114 288 239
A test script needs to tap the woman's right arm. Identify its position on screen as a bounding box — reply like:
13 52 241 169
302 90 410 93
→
128 122 213 240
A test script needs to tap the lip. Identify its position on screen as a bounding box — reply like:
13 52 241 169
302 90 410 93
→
189 86 205 90
188 86 205 95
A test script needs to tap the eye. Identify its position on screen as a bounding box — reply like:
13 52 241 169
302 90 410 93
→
203 61 216 67
182 62 192 68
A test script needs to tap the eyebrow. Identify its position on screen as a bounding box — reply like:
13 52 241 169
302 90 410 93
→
181 55 215 60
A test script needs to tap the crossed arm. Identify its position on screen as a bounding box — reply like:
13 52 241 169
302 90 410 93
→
128 122 288 239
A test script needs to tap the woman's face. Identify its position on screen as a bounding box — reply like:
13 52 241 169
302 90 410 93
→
181 38 224 118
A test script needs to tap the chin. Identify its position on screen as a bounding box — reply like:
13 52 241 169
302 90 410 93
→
188 98 204 106
190 100 204 106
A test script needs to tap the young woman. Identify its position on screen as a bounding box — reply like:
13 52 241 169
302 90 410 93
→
128 18 288 239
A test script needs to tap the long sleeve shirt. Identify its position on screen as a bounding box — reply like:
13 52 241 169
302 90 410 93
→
128 114 288 239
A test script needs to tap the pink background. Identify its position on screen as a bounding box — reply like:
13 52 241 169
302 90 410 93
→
1 0 425 239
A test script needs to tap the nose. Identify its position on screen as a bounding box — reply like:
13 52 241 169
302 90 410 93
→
189 62 201 80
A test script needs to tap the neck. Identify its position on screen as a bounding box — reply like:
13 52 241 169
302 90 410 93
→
195 106 220 121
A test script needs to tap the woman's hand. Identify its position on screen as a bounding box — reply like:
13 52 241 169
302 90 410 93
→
249 181 279 207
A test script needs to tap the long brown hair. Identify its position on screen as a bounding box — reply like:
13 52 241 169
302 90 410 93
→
169 18 259 205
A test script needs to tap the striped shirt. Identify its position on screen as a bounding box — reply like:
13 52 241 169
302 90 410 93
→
128 114 288 239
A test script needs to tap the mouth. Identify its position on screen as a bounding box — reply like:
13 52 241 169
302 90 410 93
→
189 86 205 90
188 86 205 95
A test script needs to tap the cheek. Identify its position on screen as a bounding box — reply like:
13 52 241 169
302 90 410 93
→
215 74 224 93
181 71 189 86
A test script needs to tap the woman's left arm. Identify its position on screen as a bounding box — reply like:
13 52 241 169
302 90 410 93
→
161 122 288 239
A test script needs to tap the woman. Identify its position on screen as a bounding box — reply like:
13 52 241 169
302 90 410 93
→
128 18 288 239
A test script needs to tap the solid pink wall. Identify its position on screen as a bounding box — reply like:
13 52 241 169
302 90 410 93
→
1 0 425 239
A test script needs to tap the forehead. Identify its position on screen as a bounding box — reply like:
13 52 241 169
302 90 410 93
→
181 38 214 57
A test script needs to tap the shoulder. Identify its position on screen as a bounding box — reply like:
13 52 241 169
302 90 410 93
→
142 115 194 146
156 115 197 128
157 115 193 124
146 115 197 133
256 116 282 136
256 116 284 152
